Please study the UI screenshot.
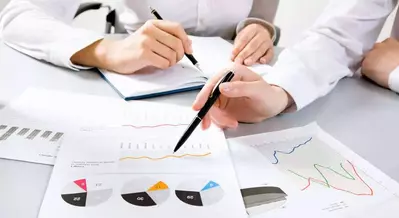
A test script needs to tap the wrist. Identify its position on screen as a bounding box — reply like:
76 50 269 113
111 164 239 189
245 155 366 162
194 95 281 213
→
236 18 276 42
70 38 113 70
271 85 295 112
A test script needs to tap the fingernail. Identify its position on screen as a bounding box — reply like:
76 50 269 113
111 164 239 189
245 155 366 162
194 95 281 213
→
245 59 253 65
220 83 232 92
260 58 266 63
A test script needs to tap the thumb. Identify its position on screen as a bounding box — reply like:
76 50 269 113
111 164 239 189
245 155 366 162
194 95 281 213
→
219 81 266 98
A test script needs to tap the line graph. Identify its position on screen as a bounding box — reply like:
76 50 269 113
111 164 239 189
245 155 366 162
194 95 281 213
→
119 152 211 161
122 123 189 129
255 136 377 197
271 137 313 164
289 160 374 196
81 123 189 132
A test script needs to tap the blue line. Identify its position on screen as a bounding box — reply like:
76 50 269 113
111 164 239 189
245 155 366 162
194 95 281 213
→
271 137 313 164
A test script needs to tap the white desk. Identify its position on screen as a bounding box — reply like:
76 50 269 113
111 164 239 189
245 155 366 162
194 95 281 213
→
1 43 399 218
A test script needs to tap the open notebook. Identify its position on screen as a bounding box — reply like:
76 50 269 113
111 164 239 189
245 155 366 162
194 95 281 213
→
99 36 273 100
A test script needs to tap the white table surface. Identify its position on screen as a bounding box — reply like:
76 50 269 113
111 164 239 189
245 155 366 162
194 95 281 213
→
1 42 399 218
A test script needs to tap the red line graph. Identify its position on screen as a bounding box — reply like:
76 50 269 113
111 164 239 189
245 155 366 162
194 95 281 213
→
298 160 374 196
122 123 189 129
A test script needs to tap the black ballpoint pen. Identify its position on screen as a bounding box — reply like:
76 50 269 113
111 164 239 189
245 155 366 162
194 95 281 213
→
173 71 235 153
150 7 202 72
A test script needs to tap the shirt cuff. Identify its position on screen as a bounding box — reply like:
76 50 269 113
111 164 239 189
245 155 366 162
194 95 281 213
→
388 66 399 93
262 66 319 111
49 28 104 71
236 17 276 43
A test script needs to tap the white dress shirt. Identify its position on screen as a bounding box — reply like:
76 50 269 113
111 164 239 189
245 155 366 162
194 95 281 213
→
264 0 399 111
0 0 277 70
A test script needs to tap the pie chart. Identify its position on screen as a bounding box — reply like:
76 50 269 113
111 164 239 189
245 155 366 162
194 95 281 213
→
61 178 113 207
121 177 170 207
175 180 224 206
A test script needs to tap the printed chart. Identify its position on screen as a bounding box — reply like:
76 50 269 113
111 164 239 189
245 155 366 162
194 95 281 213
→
61 179 112 207
121 178 170 207
0 124 63 143
175 180 224 206
0 124 64 165
117 140 216 174
253 136 375 196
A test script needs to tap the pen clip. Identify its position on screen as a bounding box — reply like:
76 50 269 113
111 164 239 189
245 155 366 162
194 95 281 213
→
210 70 234 98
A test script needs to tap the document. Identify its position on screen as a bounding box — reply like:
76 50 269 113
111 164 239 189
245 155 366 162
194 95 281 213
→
228 123 399 217
99 36 273 100
38 101 247 218
0 109 67 165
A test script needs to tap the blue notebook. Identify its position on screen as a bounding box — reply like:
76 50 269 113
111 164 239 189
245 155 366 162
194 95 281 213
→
99 36 273 100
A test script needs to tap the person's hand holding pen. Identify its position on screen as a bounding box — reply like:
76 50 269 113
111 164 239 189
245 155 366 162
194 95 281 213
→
192 63 294 130
71 20 192 75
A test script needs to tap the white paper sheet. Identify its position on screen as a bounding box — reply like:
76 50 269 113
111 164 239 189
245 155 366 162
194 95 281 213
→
15 88 248 217
228 123 399 217
0 115 65 165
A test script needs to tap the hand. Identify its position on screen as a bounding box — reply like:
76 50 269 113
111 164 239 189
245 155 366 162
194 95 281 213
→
192 64 293 130
71 20 192 74
361 38 399 88
231 23 274 66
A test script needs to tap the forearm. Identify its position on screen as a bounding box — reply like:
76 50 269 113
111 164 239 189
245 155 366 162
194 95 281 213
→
0 0 103 70
235 0 278 41
70 39 111 69
265 0 395 110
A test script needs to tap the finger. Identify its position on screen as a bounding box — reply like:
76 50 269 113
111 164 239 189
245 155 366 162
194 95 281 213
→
150 26 185 62
244 41 268 65
150 20 192 53
192 68 235 110
147 38 178 66
235 34 265 65
219 80 266 99
201 114 212 130
143 49 170 69
260 47 274 64
231 26 257 61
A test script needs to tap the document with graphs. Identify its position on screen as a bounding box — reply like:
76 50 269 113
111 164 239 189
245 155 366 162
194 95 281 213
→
38 99 247 218
0 112 66 165
228 123 399 218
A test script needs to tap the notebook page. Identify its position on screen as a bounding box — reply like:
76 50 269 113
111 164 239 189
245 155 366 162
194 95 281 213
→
190 36 274 77
100 58 206 98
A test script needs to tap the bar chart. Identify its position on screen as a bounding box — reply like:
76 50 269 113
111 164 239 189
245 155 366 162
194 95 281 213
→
0 124 64 143
0 124 65 165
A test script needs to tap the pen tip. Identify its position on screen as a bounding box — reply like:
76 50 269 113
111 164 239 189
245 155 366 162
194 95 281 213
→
149 6 154 11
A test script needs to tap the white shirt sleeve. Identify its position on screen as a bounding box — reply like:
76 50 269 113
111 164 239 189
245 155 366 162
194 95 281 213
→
389 66 399 93
0 0 104 70
263 0 397 110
